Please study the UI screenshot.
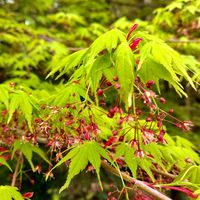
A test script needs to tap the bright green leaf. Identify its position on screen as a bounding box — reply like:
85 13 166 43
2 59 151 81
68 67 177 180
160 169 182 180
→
0 157 12 171
114 42 135 110
0 186 24 200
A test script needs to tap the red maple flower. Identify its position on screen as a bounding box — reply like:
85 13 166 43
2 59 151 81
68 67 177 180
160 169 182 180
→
126 23 138 40
129 38 142 50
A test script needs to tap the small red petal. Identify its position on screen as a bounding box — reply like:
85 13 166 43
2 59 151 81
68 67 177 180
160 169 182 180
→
129 38 142 50
159 97 166 103
115 82 121 89
113 76 118 81
104 136 117 147
126 23 138 40
22 192 34 199
106 81 112 86
97 89 104 96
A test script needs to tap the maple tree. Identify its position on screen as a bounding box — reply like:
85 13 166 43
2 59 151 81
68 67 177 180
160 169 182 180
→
0 0 200 199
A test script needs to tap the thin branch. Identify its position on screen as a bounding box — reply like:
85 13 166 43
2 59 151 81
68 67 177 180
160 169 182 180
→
101 160 172 200
67 47 85 51
11 151 23 187
151 168 176 179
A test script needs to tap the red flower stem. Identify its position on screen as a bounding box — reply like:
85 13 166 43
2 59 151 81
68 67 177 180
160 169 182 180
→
162 119 177 125
159 109 183 123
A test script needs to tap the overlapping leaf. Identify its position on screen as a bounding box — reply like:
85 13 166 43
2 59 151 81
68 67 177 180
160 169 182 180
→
0 157 12 171
0 84 9 108
51 82 89 106
113 42 135 109
7 90 38 132
49 141 112 193
12 140 50 171
0 186 24 200
136 36 196 96
47 49 87 79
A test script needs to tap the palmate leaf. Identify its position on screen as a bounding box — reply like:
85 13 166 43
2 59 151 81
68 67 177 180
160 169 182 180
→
47 27 196 100
138 58 186 95
49 141 112 193
49 146 80 172
115 143 156 181
102 65 117 82
115 143 138 178
175 136 196 150
138 159 155 182
12 140 50 171
47 28 126 82
7 94 20 124
114 42 135 110
124 149 138 178
0 186 24 200
151 42 178 80
136 33 196 95
59 144 89 193
181 55 200 81
87 54 111 94
170 146 200 166
59 142 112 193
166 1 183 11
157 139 200 171
7 90 38 132
51 82 89 106
0 157 12 171
173 165 200 185
87 146 102 187
86 54 112 104
19 91 33 132
48 12 86 26
86 28 126 60
153 8 174 27
83 29 127 94
46 49 87 79
143 143 166 171
0 84 9 108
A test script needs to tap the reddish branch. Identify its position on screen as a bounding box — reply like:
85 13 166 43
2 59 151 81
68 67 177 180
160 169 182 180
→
151 168 176 179
101 160 172 200
11 151 23 187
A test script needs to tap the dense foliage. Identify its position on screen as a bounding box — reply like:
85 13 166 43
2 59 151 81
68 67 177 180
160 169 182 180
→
0 0 200 199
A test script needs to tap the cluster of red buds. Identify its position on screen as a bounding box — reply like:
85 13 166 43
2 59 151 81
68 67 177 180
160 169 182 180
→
126 23 142 51
97 73 194 163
